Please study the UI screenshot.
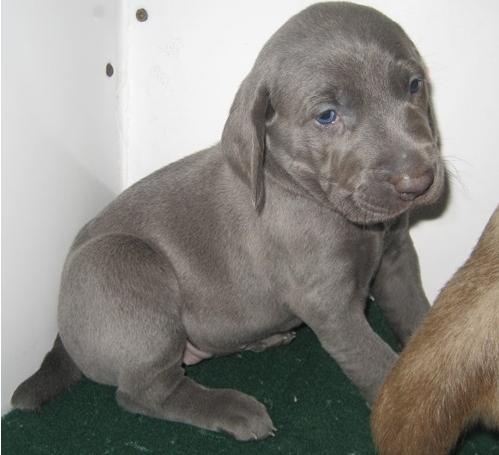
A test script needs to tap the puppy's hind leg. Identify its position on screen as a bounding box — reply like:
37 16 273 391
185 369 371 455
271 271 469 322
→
61 234 274 441
244 331 297 352
117 321 275 440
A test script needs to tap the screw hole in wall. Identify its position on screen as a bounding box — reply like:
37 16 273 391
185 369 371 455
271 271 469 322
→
136 8 148 22
106 63 114 77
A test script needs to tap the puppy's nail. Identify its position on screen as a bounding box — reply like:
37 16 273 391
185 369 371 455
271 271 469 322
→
251 432 258 440
272 426 278 432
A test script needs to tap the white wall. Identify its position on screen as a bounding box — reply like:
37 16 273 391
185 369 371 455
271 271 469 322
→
3 0 498 414
123 0 499 302
2 0 122 413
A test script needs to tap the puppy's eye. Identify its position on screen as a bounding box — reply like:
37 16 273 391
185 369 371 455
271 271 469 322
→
316 109 338 125
409 77 423 94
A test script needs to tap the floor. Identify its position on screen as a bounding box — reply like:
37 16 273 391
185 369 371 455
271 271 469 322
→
2 305 498 454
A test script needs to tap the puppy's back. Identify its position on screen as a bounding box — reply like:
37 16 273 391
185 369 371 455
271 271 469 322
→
371 207 499 455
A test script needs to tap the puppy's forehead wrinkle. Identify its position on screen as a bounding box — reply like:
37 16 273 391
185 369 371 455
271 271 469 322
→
396 58 426 78
270 47 421 119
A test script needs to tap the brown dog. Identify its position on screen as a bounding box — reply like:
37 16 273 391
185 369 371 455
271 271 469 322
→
371 206 499 455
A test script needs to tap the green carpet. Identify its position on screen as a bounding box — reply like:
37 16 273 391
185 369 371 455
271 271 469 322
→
3 304 498 454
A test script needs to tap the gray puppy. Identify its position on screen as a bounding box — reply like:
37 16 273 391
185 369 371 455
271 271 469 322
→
12 2 444 441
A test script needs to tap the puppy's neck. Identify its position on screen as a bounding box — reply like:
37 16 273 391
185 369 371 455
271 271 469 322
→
264 152 332 209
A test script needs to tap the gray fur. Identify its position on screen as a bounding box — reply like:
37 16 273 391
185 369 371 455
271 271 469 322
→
12 2 444 440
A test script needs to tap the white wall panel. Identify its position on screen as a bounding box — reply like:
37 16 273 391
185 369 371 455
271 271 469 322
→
2 0 123 413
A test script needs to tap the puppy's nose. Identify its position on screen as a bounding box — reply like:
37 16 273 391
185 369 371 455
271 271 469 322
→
391 170 434 201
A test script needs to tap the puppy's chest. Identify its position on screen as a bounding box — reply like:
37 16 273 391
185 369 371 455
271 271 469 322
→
266 222 387 292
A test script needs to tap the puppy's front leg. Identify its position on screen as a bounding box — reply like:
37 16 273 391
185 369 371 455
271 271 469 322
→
291 297 397 405
371 227 430 344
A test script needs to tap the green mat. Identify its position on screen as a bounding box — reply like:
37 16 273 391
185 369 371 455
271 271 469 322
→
3 304 498 454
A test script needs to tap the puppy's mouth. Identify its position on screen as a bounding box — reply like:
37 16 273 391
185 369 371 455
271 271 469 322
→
322 163 445 225
343 190 418 225
352 194 409 223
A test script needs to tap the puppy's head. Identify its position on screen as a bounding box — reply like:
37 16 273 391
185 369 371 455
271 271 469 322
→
222 2 444 224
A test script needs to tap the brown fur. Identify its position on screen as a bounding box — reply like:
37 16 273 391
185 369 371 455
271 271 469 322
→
371 206 499 455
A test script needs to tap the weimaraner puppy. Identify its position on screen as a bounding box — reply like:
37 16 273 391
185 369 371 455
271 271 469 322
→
12 2 444 441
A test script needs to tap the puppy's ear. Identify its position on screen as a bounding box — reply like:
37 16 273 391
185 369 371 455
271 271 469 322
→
427 97 441 150
424 76 441 149
222 72 269 211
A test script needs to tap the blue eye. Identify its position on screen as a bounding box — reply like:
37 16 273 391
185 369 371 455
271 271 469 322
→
316 109 338 125
409 77 423 94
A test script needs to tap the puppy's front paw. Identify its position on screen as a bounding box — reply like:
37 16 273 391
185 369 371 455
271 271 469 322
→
210 389 276 441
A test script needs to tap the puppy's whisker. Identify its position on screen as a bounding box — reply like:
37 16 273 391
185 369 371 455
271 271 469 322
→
441 155 467 193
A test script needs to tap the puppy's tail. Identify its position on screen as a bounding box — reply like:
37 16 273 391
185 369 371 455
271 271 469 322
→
11 335 81 410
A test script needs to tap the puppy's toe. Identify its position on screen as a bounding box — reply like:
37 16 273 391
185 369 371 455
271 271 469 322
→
211 390 275 441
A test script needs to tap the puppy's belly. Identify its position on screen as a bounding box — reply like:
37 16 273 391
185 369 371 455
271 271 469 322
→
183 341 213 365
182 318 301 366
